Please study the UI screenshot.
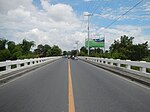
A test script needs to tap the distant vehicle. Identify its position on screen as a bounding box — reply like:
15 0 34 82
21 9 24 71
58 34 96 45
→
68 55 71 59
74 57 78 60
71 55 75 60
62 55 67 58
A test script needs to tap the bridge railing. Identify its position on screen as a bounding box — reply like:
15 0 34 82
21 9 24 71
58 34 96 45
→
0 57 61 75
79 57 150 77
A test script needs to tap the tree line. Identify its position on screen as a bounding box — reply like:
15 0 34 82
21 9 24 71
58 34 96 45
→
1 35 150 62
78 35 150 62
0 38 62 61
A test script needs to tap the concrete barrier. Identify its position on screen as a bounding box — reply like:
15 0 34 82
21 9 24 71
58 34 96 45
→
0 57 61 76
79 56 150 86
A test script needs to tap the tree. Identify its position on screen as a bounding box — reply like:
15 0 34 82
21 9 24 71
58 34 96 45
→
43 44 51 56
11 45 23 60
63 51 68 55
71 50 77 56
21 39 35 55
0 49 11 61
7 41 16 53
34 44 51 57
0 38 7 50
109 35 149 61
34 44 44 56
109 35 134 59
129 42 149 61
51 45 62 56
80 46 87 55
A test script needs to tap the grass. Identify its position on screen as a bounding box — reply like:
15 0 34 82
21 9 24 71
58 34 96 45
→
146 68 150 73
131 66 140 71
120 64 126 68
11 65 17 69
113 63 117 66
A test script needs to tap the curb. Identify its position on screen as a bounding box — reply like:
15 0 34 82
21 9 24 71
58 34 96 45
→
80 59 150 87
0 59 60 85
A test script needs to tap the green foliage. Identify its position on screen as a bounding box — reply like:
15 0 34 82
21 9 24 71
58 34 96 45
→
34 44 62 57
79 35 150 62
102 52 111 58
79 51 87 56
34 44 52 57
0 38 62 61
109 35 149 61
90 48 103 57
12 51 22 60
63 51 68 55
51 45 62 56
43 44 51 56
70 50 78 56
128 42 149 61
80 46 87 55
0 38 8 50
0 49 11 61
142 56 150 62
109 35 134 60
7 41 15 53
11 44 23 60
21 39 35 55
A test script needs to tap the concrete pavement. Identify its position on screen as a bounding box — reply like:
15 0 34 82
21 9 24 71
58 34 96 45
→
0 58 150 112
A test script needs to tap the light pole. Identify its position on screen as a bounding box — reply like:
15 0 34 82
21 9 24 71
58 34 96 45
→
84 13 92 55
75 41 79 56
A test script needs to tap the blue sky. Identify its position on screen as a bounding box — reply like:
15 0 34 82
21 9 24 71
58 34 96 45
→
33 0 150 34
0 0 150 50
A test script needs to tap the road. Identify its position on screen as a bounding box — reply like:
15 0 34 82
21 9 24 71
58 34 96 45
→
0 58 150 112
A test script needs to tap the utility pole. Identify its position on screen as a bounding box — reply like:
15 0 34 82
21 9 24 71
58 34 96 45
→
84 13 92 55
75 41 79 56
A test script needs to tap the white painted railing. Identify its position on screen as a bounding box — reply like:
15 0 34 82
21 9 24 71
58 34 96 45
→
79 56 150 76
0 57 61 75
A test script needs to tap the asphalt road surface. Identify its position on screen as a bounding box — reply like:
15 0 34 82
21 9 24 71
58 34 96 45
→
0 58 150 112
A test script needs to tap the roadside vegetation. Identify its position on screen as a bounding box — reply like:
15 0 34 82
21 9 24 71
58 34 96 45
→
1 35 150 62
78 35 150 62
0 38 62 61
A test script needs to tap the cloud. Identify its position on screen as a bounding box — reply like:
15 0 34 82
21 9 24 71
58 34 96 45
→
7 6 31 22
96 25 149 49
95 2 150 20
142 1 150 11
0 0 85 51
0 0 149 51
0 0 35 14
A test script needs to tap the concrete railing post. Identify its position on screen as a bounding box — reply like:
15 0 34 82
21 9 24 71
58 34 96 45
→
0 57 61 74
6 60 11 70
126 60 131 69
79 56 150 74
107 61 109 65
24 59 28 67
140 61 146 73
117 59 120 67
140 67 146 73
16 60 21 69
110 59 113 66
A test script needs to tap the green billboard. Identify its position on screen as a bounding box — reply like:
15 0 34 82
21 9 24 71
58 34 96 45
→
85 38 104 48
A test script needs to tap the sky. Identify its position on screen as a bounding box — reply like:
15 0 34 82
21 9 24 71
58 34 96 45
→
0 0 150 51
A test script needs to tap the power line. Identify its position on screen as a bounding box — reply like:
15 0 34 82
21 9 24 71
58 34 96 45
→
105 0 144 29
86 1 92 13
80 1 92 32
91 1 100 14
91 0 103 15
96 1 111 16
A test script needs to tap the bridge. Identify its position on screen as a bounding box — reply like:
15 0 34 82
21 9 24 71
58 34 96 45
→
0 57 150 112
